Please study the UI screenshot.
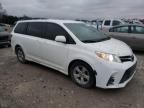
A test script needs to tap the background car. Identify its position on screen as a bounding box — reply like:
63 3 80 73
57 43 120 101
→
11 20 137 89
106 24 144 51
0 26 11 47
101 19 126 31
0 23 10 31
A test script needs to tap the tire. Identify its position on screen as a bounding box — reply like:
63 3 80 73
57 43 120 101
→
16 47 26 64
70 62 95 88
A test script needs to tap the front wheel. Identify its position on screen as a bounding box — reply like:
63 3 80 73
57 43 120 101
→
70 62 96 88
16 47 26 63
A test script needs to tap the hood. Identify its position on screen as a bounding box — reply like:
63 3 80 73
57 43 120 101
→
86 38 133 56
0 32 10 37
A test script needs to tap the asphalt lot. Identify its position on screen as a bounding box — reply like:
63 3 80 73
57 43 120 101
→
0 47 144 108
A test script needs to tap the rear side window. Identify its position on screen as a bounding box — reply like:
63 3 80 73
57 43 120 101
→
14 22 27 34
112 20 122 26
131 26 144 34
112 26 129 33
104 20 111 26
27 22 45 37
117 26 129 33
44 23 67 40
43 23 75 44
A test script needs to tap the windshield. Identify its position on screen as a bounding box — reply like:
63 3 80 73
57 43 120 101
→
0 27 5 32
64 23 110 43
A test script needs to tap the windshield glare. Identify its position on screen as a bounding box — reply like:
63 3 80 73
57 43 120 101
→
64 23 109 43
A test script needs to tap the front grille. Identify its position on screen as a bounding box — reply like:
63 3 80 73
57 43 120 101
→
0 36 8 42
120 62 137 83
119 55 134 62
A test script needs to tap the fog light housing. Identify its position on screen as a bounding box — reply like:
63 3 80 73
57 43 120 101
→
107 76 115 86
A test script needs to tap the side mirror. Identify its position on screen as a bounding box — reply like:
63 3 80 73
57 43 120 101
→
55 36 66 43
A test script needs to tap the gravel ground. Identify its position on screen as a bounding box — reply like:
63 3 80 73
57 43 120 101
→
0 47 144 108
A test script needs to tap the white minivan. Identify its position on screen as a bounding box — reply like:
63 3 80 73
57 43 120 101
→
11 19 137 89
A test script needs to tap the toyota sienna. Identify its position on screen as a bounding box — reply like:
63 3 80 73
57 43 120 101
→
11 20 137 89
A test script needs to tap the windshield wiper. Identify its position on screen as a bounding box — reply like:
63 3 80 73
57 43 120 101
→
82 40 98 43
97 37 111 42
82 37 111 43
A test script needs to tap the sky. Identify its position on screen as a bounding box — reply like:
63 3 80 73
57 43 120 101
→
0 0 144 20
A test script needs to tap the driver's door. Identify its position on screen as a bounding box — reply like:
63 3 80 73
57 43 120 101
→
40 22 75 71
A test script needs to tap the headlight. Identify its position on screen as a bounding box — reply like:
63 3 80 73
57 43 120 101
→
95 52 121 63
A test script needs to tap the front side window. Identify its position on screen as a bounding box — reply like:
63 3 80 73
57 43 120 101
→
64 23 110 43
44 23 66 40
113 26 129 33
27 22 45 37
118 26 128 33
104 20 111 26
43 23 75 44
131 26 144 34
112 20 122 26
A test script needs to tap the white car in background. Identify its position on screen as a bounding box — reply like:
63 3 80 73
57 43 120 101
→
11 19 137 89
0 23 10 31
101 19 126 31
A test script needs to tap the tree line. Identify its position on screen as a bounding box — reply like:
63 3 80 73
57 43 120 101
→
0 2 37 25
0 15 34 25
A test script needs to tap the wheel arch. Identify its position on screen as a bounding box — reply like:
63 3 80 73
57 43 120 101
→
68 59 97 76
15 44 22 54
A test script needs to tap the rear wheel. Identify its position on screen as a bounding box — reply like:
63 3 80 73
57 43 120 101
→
16 47 26 63
70 62 95 88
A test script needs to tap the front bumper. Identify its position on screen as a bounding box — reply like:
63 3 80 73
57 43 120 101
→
94 55 137 89
103 70 136 89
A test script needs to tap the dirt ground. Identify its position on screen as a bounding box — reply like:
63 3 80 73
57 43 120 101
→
0 47 144 108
